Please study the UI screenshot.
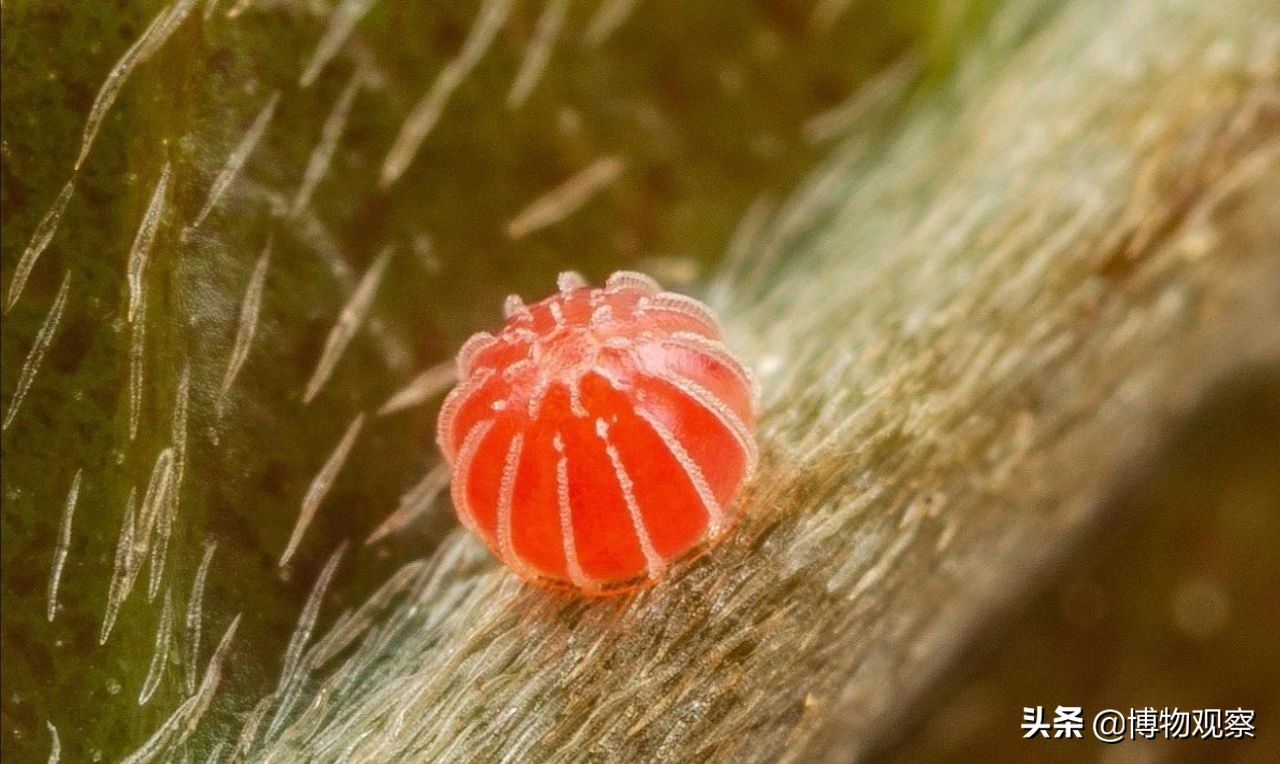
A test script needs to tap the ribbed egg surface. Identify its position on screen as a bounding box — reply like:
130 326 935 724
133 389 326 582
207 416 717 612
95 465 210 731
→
437 271 759 595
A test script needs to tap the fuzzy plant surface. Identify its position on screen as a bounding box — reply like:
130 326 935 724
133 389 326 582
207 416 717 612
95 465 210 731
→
1 0 948 759
2 0 1277 762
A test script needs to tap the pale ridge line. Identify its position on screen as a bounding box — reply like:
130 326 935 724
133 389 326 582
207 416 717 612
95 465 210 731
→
507 0 567 109
451 419 496 534
585 0 639 47
632 407 725 532
100 488 138 645
603 270 660 294
304 246 393 404
505 156 625 239
638 291 723 336
589 303 613 328
454 332 497 378
568 377 587 417
46 469 83 622
501 358 535 382
280 414 365 567
128 284 147 441
634 303 722 340
188 91 281 232
436 367 490 461
366 462 451 545
495 433 529 576
379 0 515 187
76 0 197 172
438 366 495 461
553 434 593 591
3 271 72 431
377 360 457 416
299 0 381 88
291 72 363 217
596 419 664 579
128 162 171 323
5 179 75 314
509 326 540 342
184 540 218 694
139 587 175 705
218 237 272 410
640 368 758 476
499 358 535 383
657 331 761 407
524 374 551 420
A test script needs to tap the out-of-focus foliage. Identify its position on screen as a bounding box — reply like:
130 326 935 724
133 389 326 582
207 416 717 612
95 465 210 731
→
2 1 963 759
889 368 1280 762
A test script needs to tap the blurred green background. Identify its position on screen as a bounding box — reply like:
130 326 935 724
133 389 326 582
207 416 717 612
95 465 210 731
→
881 367 1280 763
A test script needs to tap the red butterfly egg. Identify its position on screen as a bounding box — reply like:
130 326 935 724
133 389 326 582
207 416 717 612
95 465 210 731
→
437 271 759 595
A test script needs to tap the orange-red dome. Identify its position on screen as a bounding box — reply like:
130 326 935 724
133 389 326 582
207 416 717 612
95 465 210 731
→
438 271 758 595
